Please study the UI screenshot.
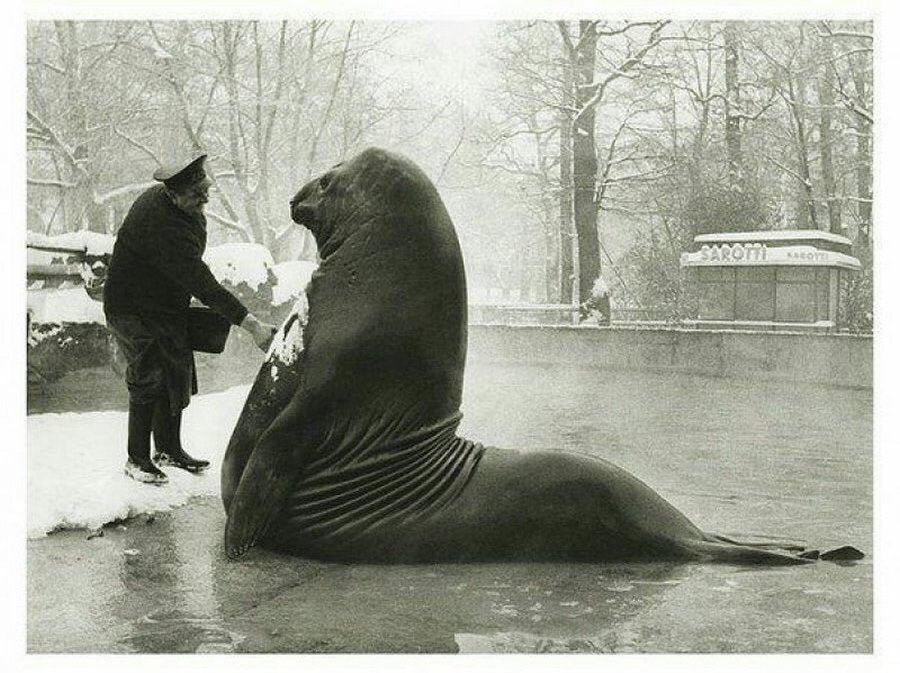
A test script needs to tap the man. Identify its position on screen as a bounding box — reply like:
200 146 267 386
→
104 154 277 485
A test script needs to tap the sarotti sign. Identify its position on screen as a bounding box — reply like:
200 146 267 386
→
699 242 767 262
680 244 861 270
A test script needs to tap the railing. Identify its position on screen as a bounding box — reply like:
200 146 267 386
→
468 303 673 326
468 303 577 326
467 304 855 334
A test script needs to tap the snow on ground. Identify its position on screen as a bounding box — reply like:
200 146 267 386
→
204 242 274 290
272 260 317 304
27 287 106 326
27 385 250 538
27 230 115 256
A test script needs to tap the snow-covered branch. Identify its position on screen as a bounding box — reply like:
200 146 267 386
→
112 126 161 164
764 154 812 188
205 210 251 239
595 111 640 208
499 126 558 141
95 182 156 206
27 178 77 189
835 83 873 124
555 21 575 57
482 161 545 181
26 109 89 179
599 166 670 186
28 58 66 75
574 21 669 124
817 22 872 42
596 21 663 38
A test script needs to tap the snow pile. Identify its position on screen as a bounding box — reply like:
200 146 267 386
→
204 243 275 290
27 385 251 538
27 230 115 256
27 287 106 326
590 275 610 298
272 260 317 305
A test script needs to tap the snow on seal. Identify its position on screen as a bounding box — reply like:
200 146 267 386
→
268 293 309 382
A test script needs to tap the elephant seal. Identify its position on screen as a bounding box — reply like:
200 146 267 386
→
222 148 863 565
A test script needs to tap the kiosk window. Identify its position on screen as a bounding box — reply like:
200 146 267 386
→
775 266 816 322
696 267 735 320
736 267 775 320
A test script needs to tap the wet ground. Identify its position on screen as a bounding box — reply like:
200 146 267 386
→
27 362 873 653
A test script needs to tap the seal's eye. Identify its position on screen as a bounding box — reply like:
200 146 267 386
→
319 173 332 190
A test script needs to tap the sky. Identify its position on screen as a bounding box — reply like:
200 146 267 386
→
385 21 492 111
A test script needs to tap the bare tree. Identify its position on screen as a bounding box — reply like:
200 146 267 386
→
558 19 669 306
723 21 743 187
816 23 841 234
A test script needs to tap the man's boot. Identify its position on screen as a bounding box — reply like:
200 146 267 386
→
124 400 169 485
152 396 210 473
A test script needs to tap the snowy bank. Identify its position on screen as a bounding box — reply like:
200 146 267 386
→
27 384 250 538
27 230 115 256
27 287 107 327
203 242 275 291
272 260 317 305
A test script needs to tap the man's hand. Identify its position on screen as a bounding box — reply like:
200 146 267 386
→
240 314 278 352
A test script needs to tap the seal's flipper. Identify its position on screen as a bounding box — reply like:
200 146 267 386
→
225 400 311 559
820 545 865 561
688 540 815 565
225 442 296 558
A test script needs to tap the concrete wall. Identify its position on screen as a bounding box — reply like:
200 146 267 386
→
467 324 872 389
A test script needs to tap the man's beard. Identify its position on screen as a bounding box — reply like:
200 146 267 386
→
181 199 206 216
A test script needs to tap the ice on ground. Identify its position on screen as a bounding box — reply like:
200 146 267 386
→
204 243 275 290
27 385 251 538
27 287 106 326
272 260 317 305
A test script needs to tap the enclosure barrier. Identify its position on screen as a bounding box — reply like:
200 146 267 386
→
466 323 872 389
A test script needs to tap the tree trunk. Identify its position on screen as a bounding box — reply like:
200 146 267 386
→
542 193 560 304
816 28 842 234
558 105 574 305
243 193 269 248
54 21 104 233
723 22 743 187
572 20 601 306
787 76 818 230
850 51 872 250
218 22 271 246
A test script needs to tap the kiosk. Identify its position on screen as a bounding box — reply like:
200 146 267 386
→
679 230 861 332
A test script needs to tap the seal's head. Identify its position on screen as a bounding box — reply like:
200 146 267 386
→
290 148 434 259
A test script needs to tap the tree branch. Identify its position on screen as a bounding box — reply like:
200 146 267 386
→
95 181 157 205
27 178 77 189
206 210 251 239
26 109 89 179
112 126 160 164
574 21 670 124
764 154 811 187
555 21 575 58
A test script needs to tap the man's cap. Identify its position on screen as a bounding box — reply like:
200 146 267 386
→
153 155 208 189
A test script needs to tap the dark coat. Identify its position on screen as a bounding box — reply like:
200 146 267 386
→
104 184 247 324
104 184 248 409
